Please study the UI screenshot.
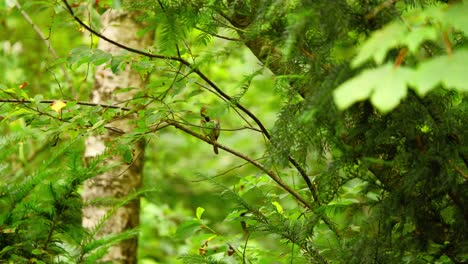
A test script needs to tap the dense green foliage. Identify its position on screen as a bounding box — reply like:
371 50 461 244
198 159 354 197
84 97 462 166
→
0 0 467 263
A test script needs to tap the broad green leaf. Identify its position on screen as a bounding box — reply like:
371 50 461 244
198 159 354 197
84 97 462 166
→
370 66 413 112
352 22 406 67
334 63 414 113
90 119 106 130
31 248 42 255
68 46 111 67
119 145 134 164
411 49 468 95
404 26 438 53
68 46 92 66
5 108 34 119
187 89 203 98
0 245 15 255
175 220 201 240
91 49 112 65
131 60 155 73
352 3 468 67
110 55 126 74
445 1 468 34
334 66 380 109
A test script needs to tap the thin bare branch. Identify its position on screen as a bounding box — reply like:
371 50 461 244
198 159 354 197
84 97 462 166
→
165 119 313 209
365 0 398 20
0 99 131 111
194 26 241 41
15 1 77 98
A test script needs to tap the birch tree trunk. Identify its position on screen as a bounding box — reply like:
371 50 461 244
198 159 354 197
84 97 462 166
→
82 10 152 263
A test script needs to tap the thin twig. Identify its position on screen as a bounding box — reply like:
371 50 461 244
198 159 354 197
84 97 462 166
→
194 26 241 41
165 119 261 133
191 156 267 182
168 117 341 237
15 1 77 98
0 99 131 111
365 0 398 20
165 119 313 210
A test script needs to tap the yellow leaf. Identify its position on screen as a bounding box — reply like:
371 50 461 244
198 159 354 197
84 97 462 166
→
272 201 284 214
51 100 66 113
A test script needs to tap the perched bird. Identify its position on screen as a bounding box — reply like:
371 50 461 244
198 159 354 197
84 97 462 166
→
200 107 220 154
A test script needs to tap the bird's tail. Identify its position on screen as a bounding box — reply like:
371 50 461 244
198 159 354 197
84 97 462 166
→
213 142 218 154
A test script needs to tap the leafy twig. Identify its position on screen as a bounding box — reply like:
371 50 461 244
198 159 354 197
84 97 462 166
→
0 99 131 111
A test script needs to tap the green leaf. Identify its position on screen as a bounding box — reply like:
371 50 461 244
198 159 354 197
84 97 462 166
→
411 49 468 95
91 49 112 65
131 60 155 73
0 245 15 255
404 26 438 53
271 201 283 214
90 119 106 130
196 207 205 220
187 89 204 98
445 1 468 34
31 248 42 255
110 55 126 74
334 63 414 113
121 147 134 164
5 108 34 119
68 46 111 67
68 46 92 66
175 219 201 240
351 4 468 67
352 22 406 67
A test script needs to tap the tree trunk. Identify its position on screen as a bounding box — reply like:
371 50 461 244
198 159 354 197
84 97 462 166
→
82 10 152 263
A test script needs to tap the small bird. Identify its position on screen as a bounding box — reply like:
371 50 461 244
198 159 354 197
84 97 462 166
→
200 107 220 154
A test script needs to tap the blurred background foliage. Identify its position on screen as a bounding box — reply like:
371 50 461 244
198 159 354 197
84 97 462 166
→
0 0 466 263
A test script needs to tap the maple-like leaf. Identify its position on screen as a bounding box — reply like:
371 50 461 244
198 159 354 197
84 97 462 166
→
334 63 414 113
